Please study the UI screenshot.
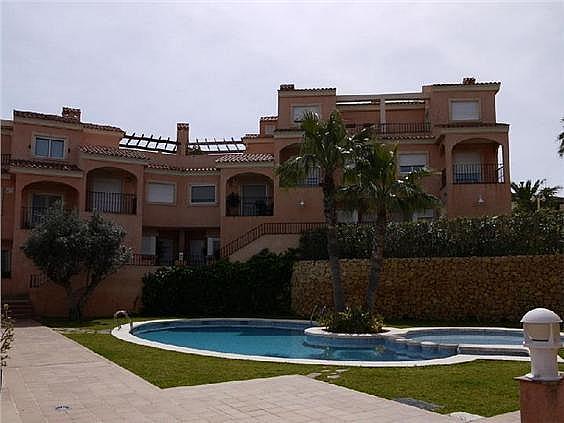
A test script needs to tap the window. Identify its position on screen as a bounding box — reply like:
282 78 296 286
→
264 125 275 134
292 105 321 124
1 250 11 278
147 182 175 204
412 209 435 222
337 209 358 223
190 185 216 204
34 136 65 159
450 100 480 121
399 153 427 174
141 236 157 255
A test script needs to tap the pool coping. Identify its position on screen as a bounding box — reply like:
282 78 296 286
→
110 318 564 368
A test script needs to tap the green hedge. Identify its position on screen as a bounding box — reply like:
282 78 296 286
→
142 250 296 316
299 211 564 259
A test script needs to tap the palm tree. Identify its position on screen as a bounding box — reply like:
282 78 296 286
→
342 138 439 313
277 111 351 312
511 179 562 212
558 117 563 157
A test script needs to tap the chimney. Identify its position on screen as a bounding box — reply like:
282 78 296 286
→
176 123 189 155
279 84 295 91
462 77 476 85
62 107 81 122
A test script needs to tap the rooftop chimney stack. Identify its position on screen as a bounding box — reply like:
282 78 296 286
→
176 123 190 155
279 84 295 91
62 107 81 122
462 77 476 85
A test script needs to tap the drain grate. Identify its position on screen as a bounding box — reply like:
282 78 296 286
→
393 397 442 411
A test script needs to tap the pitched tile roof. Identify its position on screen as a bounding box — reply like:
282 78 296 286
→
14 110 123 133
436 123 509 128
147 162 217 172
381 135 435 141
215 153 274 163
432 82 500 87
80 145 149 160
10 159 81 172
260 116 278 121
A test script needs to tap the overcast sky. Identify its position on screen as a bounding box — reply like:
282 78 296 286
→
2 1 563 187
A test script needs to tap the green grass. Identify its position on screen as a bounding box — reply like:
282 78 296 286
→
65 332 564 417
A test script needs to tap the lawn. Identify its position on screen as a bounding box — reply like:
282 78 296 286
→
63 326 564 417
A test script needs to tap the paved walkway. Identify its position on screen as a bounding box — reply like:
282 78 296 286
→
1 324 518 422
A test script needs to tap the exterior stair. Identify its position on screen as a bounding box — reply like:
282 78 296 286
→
1 296 35 320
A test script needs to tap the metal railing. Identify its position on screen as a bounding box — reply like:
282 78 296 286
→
86 191 137 214
347 122 431 135
220 221 326 258
1 154 11 168
297 168 322 187
227 196 274 216
453 163 504 184
21 207 74 229
127 253 217 267
29 273 50 288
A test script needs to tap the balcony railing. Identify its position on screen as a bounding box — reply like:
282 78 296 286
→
1 154 11 168
227 196 274 217
86 191 137 215
21 207 74 229
453 163 505 184
127 253 217 267
297 167 322 187
347 122 431 135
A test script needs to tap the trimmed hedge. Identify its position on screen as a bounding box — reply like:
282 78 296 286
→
299 211 564 259
142 250 295 316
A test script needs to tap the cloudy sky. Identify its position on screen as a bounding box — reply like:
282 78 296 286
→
2 1 563 186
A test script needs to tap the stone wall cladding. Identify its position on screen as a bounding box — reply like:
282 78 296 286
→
291 255 564 321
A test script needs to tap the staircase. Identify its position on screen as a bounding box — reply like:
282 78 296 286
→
1 296 35 320
220 222 326 258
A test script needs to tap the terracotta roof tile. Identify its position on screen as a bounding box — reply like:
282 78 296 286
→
14 110 123 133
147 162 217 172
381 135 435 141
432 82 500 87
80 145 149 160
215 153 274 163
10 159 81 172
436 123 509 128
242 134 259 139
260 116 278 121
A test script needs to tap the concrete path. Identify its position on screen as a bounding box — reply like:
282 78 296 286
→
0 323 514 422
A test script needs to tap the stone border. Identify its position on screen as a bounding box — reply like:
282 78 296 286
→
110 318 550 367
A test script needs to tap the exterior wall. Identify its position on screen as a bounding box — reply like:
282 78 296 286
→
229 234 300 262
29 265 159 317
291 256 564 321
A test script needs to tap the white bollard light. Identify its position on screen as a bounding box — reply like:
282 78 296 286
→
521 308 563 381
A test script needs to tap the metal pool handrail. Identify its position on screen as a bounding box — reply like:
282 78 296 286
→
114 310 132 330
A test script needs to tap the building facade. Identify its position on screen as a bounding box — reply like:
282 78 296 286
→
1 78 511 305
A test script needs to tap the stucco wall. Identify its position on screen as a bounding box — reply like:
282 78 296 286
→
229 234 300 262
29 265 159 317
291 255 564 321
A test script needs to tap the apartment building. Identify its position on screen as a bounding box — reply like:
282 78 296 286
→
1 77 511 306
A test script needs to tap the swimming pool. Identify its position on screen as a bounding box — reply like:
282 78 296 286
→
112 319 543 367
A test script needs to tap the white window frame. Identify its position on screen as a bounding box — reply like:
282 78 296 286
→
398 152 428 175
449 99 481 122
189 184 217 205
146 181 176 205
32 135 67 159
292 104 321 125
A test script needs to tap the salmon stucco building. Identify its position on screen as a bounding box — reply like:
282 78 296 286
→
0 77 511 317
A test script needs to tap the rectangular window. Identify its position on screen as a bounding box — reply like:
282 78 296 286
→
292 105 321 124
451 100 480 121
190 185 216 204
412 209 435 222
147 182 175 204
34 137 65 159
399 153 427 174
337 209 358 224
1 250 11 278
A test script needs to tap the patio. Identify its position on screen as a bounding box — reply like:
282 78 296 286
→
1 323 520 422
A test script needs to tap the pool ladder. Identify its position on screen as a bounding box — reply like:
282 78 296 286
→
310 304 327 326
114 310 133 331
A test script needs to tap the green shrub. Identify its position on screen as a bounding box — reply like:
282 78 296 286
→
319 307 384 334
141 250 296 316
299 210 563 259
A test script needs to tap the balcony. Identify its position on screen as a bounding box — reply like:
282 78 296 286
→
86 191 137 215
226 196 274 217
347 122 431 135
21 207 74 229
297 167 322 187
453 163 504 184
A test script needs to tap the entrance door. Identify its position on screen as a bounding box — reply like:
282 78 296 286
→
241 184 267 216
91 178 122 213
189 239 206 264
157 238 174 266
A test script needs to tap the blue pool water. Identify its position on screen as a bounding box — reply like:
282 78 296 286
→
134 325 451 362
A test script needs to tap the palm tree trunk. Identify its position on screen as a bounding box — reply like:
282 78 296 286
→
323 183 345 312
365 209 386 314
